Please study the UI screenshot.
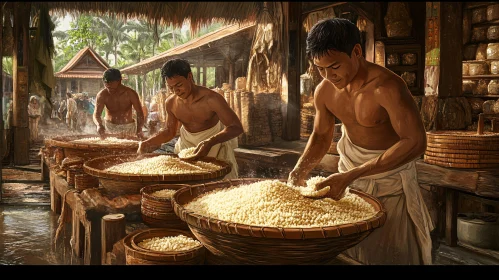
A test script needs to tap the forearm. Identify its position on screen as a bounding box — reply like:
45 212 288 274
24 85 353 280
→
205 125 242 146
136 115 145 133
345 138 425 180
142 129 175 150
93 114 104 128
292 132 331 178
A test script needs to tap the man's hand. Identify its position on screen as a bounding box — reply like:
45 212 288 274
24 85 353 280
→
183 139 213 161
97 125 106 138
137 141 150 154
315 172 355 200
136 131 145 140
287 169 306 187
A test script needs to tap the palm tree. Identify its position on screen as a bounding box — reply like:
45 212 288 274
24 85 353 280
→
95 15 130 66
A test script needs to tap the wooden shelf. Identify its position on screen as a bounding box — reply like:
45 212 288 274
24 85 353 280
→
471 19 499 28
386 65 419 72
464 94 499 98
463 75 499 79
465 2 497 10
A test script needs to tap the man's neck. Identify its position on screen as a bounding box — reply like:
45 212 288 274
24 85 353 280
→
345 58 368 94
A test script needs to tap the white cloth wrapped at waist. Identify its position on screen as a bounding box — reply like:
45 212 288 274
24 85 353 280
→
174 121 238 179
337 125 434 265
105 120 137 137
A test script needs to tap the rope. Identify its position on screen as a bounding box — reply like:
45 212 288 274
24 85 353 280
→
54 189 78 242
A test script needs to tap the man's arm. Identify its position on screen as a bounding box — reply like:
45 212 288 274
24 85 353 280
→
343 77 427 181
129 88 145 135
203 91 243 146
288 82 336 186
93 91 106 135
138 96 178 153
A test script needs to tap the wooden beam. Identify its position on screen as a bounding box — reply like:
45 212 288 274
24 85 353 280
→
438 2 463 98
281 1 301 141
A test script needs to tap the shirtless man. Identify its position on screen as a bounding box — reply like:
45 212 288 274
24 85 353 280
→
137 58 243 179
288 18 434 265
93 68 145 138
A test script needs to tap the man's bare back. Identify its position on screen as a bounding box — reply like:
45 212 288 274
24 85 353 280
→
316 62 414 150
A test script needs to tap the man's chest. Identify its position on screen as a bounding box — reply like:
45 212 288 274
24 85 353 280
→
329 92 389 127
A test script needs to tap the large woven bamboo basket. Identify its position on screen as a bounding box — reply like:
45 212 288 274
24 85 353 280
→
124 228 205 265
44 134 140 161
171 178 386 265
425 130 499 169
140 184 190 229
83 153 231 196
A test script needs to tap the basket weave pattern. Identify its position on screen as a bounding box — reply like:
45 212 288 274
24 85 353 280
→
83 153 231 195
140 184 189 229
171 178 386 265
45 134 140 162
124 228 205 265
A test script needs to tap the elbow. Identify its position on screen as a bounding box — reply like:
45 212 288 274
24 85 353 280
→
411 134 427 158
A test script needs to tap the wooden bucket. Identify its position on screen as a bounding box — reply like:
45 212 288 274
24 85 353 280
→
171 178 386 265
140 184 190 230
124 228 205 265
66 167 83 186
83 153 231 196
425 130 499 169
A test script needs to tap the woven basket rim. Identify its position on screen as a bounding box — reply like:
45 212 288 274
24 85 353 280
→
141 184 190 202
83 153 231 182
426 130 499 138
172 178 387 240
128 228 204 257
46 134 140 150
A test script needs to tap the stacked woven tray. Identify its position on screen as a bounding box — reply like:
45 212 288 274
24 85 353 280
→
140 184 189 230
171 178 386 265
44 134 140 161
424 130 499 169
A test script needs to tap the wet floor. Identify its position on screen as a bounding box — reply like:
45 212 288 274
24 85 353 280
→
0 204 83 265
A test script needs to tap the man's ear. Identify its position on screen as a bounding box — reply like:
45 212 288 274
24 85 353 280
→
188 72 193 82
352 43 363 58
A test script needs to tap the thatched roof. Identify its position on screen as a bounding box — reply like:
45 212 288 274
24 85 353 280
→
33 2 261 34
55 46 110 79
120 22 256 75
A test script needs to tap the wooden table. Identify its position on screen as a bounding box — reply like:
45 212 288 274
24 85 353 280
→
416 159 499 247
47 154 141 265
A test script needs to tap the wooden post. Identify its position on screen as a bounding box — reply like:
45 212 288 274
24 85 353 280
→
281 1 301 141
72 211 84 257
202 65 207 87
12 3 30 165
0 2 4 201
101 214 126 265
228 60 234 89
445 188 459 246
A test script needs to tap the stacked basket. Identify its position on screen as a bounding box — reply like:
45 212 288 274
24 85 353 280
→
140 184 189 230
424 130 499 169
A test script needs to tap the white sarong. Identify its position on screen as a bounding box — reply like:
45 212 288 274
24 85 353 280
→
105 120 137 137
174 121 239 179
338 125 434 265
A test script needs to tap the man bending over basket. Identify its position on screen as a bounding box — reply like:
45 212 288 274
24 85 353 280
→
137 58 243 179
93 68 145 138
287 18 434 265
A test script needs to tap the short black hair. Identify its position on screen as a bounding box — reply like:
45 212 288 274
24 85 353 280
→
103 68 122 82
306 18 361 60
160 58 192 79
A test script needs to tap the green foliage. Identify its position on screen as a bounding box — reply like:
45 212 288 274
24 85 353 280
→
2 57 13 75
